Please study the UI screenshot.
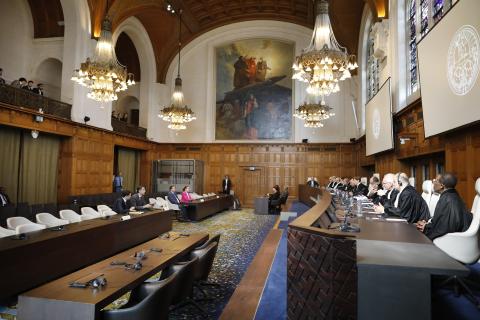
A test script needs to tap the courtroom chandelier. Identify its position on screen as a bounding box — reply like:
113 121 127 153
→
294 99 335 128
158 10 196 130
292 0 358 96
71 18 135 102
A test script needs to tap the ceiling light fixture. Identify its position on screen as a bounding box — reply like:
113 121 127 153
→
292 0 358 97
294 99 335 128
158 9 196 130
71 1 135 102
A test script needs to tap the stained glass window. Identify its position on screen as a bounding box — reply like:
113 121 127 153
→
367 26 379 100
433 0 451 23
408 0 418 93
420 0 429 37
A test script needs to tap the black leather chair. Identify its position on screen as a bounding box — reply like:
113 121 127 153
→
195 233 221 250
101 271 176 320
270 188 289 214
159 256 207 317
0 205 16 228
188 242 220 300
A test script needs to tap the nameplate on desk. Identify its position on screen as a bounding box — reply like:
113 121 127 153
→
129 211 143 215
121 215 131 221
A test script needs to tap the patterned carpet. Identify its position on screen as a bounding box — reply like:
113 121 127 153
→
0 209 277 320
170 208 277 319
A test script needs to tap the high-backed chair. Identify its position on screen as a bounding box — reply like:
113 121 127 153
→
59 209 83 223
429 193 440 218
159 256 206 316
80 207 101 219
16 223 46 234
409 177 416 188
101 270 176 320
433 178 480 307
188 242 219 299
196 234 221 250
421 180 433 204
7 216 34 230
472 178 480 213
360 177 368 186
36 213 69 227
0 226 15 238
97 205 111 214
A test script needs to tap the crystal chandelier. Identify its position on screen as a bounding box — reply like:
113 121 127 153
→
292 0 358 96
71 18 135 102
158 10 196 130
294 99 335 128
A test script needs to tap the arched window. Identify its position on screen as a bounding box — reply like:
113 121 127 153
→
406 0 452 97
367 25 379 100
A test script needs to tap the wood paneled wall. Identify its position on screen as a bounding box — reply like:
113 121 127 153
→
2 101 479 208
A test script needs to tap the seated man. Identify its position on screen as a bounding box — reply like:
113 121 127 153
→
367 176 382 202
376 173 398 206
167 185 190 222
326 176 336 188
113 190 134 214
332 177 343 189
416 173 472 240
130 186 152 210
0 186 10 207
375 173 430 223
350 177 368 196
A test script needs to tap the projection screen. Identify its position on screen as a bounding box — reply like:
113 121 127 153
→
418 0 480 137
366 78 393 156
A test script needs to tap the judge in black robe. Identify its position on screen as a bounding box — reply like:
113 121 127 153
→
381 185 430 223
417 173 472 240
422 189 472 240
378 188 399 206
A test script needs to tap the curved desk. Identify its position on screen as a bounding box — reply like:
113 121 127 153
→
288 185 468 320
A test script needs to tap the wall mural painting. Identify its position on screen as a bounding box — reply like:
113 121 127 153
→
215 39 294 140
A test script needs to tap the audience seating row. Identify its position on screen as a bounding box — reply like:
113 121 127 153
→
69 192 169 209
0 202 78 227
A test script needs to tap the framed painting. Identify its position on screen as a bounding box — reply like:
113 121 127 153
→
215 39 294 140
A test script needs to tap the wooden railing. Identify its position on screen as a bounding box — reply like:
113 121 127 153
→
0 84 71 120
111 117 147 138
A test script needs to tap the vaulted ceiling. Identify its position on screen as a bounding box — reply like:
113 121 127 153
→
27 0 388 83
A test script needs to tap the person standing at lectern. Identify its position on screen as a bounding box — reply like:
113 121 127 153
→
222 175 232 194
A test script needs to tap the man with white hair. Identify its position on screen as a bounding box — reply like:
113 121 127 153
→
374 172 430 223
376 173 398 205
327 176 336 188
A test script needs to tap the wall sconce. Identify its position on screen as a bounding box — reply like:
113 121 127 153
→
398 133 417 145
34 108 44 123
31 130 39 139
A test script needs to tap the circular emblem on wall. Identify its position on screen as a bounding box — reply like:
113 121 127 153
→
447 25 480 96
372 109 381 140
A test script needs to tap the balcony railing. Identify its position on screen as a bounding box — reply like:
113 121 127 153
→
0 84 71 120
0 84 148 139
111 117 147 138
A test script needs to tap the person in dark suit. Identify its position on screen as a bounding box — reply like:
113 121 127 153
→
0 187 10 206
167 185 190 222
113 190 133 214
350 177 368 196
32 83 44 96
222 175 232 194
130 186 152 210
268 185 281 212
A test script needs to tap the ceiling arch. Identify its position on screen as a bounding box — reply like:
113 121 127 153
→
27 0 64 38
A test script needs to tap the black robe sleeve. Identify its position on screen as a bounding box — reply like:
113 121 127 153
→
384 186 430 223
424 189 473 240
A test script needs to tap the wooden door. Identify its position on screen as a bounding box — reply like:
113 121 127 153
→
240 168 262 208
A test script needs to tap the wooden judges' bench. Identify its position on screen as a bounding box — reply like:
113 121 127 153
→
288 185 468 320
0 210 172 301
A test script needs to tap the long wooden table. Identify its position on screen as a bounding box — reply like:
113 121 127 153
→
0 209 172 301
288 185 469 320
18 232 208 320
186 194 233 221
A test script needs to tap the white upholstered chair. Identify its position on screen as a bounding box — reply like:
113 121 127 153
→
7 216 34 230
429 193 440 218
472 178 480 213
164 196 180 211
59 209 84 223
0 226 15 238
421 180 433 203
409 177 415 188
360 177 368 186
16 223 46 234
36 213 69 227
97 205 111 214
81 207 101 220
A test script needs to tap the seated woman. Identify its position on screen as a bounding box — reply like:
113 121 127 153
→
268 185 281 212
181 185 192 204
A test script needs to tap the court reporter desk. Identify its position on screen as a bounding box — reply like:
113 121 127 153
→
288 185 468 320
0 209 172 301
18 232 208 320
186 194 233 221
